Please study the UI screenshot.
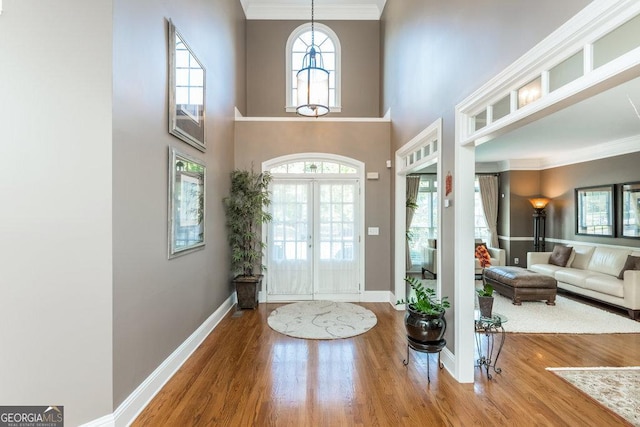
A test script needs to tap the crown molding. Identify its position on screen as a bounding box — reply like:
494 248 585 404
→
242 2 384 20
492 134 640 171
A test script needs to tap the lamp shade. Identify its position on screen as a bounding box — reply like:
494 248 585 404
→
296 47 330 117
529 197 550 210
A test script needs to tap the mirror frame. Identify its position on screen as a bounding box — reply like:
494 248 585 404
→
168 147 206 258
168 19 206 151
575 184 614 237
618 181 640 239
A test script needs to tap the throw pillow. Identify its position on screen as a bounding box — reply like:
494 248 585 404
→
475 244 492 268
549 245 573 267
617 255 640 280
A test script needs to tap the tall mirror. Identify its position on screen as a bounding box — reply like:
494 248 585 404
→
168 19 206 151
619 182 640 239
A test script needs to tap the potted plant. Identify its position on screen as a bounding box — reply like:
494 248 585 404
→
475 243 494 318
397 276 450 346
476 282 494 318
223 168 272 309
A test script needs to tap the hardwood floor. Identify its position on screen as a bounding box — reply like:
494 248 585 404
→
133 303 640 426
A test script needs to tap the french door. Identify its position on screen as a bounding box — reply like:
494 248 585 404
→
267 178 361 301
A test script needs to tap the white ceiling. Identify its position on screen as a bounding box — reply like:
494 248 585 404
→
240 0 386 20
475 75 640 169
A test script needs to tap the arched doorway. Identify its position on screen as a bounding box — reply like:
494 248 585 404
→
263 153 365 301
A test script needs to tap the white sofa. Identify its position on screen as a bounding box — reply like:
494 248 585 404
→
422 239 506 278
527 245 640 319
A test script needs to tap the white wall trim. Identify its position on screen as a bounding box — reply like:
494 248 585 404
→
242 3 384 20
234 109 388 123
546 237 640 252
457 0 640 147
496 134 640 171
79 294 237 427
360 290 393 302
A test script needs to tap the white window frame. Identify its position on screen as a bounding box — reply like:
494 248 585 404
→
285 23 342 113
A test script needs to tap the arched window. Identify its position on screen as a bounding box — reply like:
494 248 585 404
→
285 23 341 113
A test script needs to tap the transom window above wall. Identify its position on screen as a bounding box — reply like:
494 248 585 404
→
270 160 356 175
286 23 342 113
460 3 640 141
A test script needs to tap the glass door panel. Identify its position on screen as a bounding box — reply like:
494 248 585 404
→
315 180 359 295
268 181 313 298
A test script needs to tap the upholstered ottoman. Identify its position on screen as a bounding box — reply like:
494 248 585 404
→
483 266 557 306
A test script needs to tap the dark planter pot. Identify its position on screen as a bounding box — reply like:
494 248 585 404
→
404 305 447 344
478 295 494 318
233 275 263 309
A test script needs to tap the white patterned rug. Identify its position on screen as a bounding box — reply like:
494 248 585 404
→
491 292 640 334
267 301 377 339
548 367 640 426
422 279 640 333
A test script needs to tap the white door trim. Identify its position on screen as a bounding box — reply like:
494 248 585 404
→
393 119 442 304
262 153 365 302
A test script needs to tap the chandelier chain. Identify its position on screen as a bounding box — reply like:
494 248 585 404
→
311 0 315 48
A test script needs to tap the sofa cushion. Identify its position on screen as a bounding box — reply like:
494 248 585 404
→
555 268 593 287
568 246 595 270
617 255 640 279
587 247 631 277
529 264 563 276
583 274 625 298
549 245 572 266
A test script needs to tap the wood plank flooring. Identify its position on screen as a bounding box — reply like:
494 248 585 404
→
132 302 640 426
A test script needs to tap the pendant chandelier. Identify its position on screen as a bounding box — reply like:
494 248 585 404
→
296 0 330 117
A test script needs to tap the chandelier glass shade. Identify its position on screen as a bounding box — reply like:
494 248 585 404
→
296 0 330 117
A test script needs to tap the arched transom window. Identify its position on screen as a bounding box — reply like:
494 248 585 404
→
269 160 356 175
286 23 342 113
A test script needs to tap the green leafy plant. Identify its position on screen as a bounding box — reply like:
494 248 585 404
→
223 168 272 277
476 282 494 297
397 276 450 315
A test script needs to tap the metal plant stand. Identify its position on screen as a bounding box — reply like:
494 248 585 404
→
475 312 507 380
403 337 446 383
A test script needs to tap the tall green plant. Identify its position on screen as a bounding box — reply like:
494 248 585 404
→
223 168 273 277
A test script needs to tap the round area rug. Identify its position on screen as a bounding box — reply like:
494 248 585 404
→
267 301 377 339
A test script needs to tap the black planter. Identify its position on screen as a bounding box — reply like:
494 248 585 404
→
233 275 262 309
404 305 447 344
478 295 494 318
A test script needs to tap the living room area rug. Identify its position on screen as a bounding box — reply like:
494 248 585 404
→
490 292 640 333
267 300 377 339
547 367 640 426
420 279 640 333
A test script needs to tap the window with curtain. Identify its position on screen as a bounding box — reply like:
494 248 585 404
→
285 23 341 112
474 177 491 243
408 175 438 267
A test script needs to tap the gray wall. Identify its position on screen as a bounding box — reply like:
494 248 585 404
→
498 153 640 267
0 1 114 425
246 20 380 117
112 0 245 409
543 152 640 247
235 120 391 291
380 0 591 348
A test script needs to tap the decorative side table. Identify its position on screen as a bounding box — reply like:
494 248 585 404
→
474 311 507 379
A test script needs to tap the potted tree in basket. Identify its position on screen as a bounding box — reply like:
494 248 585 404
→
223 168 272 309
397 276 450 349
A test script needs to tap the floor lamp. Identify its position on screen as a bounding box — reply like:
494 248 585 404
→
530 198 550 252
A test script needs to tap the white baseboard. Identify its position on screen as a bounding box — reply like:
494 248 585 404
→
79 293 237 427
360 290 393 303
261 290 394 304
